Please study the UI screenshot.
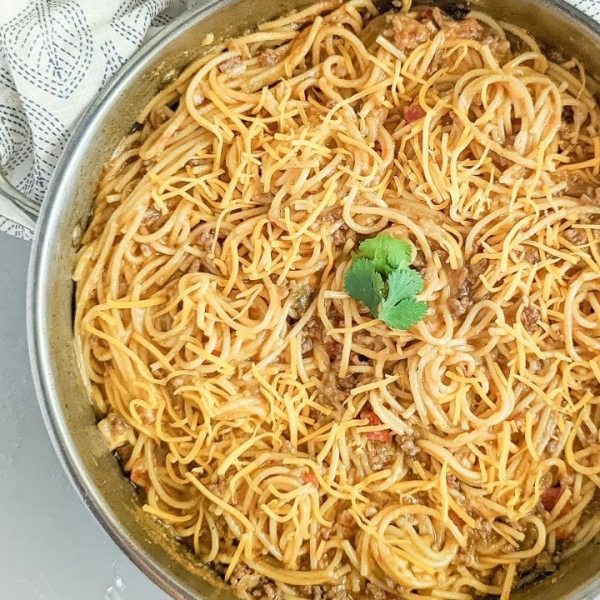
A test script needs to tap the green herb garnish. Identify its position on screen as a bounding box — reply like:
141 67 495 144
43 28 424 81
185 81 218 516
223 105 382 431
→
344 234 428 331
357 234 412 275
343 258 384 316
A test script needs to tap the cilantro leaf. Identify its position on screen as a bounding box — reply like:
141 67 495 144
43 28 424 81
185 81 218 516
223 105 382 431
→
379 268 426 330
344 258 384 316
358 235 413 275
379 297 428 330
383 268 424 306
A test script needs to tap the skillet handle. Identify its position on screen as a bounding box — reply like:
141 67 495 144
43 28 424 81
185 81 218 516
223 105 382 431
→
0 168 40 222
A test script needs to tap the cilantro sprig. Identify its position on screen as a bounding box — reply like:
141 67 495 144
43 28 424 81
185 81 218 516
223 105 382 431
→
344 234 428 331
357 235 412 275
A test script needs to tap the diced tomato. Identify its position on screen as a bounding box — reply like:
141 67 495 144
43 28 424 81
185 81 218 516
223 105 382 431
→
449 510 465 528
367 430 391 441
362 409 382 426
361 409 391 441
303 471 318 488
541 485 562 512
404 104 426 123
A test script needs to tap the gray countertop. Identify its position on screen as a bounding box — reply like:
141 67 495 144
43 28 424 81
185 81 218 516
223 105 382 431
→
0 233 170 600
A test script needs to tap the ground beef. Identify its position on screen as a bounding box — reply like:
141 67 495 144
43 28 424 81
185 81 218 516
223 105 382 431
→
324 583 353 600
560 469 575 486
522 305 541 333
481 31 511 63
227 563 255 589
468 258 489 283
470 519 493 543
301 337 314 355
384 14 431 53
492 569 506 587
256 582 283 600
223 566 285 600
450 267 470 297
367 439 396 471
207 468 239 503
447 474 460 490
207 479 227 498
336 509 356 529
563 227 587 246
528 359 545 374
414 6 445 27
353 332 386 353
218 56 246 75
304 317 322 339
447 259 488 316
302 317 323 355
398 435 420 457
365 583 386 600
448 296 470 318
521 246 540 264
321 372 351 407
297 586 324 600
97 411 135 451
338 373 360 391
444 18 484 40
197 229 214 251
332 225 349 247
260 48 279 67
323 338 342 362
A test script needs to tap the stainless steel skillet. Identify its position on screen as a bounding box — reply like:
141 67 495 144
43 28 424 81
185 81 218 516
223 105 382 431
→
17 0 600 598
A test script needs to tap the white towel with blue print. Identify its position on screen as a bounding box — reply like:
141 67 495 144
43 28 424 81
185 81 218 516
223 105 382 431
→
0 0 192 240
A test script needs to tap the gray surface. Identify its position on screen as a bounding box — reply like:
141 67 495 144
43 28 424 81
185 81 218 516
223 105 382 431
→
0 233 170 600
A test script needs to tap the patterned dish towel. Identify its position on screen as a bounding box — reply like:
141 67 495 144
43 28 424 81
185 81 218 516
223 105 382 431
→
0 0 192 240
0 0 599 240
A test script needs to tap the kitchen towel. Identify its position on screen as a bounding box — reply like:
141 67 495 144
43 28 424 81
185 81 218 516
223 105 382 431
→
0 0 193 240
0 0 599 240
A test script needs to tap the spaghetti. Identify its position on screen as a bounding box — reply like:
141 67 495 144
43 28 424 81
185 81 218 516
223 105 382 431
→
74 1 600 598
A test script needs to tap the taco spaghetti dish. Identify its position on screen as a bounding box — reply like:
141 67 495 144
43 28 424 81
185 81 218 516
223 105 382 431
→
74 1 600 598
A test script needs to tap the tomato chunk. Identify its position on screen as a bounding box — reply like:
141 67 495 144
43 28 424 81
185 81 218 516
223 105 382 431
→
362 410 382 426
449 510 465 528
361 409 391 441
302 471 318 488
404 104 426 123
541 485 562 512
367 430 391 441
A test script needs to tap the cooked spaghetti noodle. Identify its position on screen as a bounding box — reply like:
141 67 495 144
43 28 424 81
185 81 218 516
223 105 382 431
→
74 1 600 598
